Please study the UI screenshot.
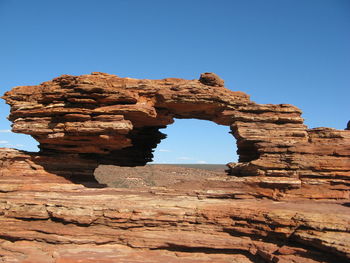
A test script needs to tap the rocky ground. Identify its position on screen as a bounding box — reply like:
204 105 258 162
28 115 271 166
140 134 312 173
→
1 72 349 262
94 164 227 189
0 160 349 263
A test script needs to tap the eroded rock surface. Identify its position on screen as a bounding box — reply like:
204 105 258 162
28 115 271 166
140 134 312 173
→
2 72 350 187
0 173 349 263
1 72 350 262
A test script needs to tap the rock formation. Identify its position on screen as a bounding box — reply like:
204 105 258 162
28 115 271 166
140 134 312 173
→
2 72 350 186
0 180 349 263
0 72 349 262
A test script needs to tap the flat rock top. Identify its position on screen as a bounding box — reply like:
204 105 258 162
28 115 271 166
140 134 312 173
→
94 164 227 188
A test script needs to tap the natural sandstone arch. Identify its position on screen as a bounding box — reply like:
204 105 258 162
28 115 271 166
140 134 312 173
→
2 72 350 187
2 73 350 263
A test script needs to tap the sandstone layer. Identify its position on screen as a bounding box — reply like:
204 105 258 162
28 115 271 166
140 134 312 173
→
1 72 349 262
2 72 350 188
0 166 349 263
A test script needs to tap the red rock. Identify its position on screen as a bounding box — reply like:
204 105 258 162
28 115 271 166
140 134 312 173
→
0 72 349 262
2 72 349 189
199 72 225 87
0 185 349 262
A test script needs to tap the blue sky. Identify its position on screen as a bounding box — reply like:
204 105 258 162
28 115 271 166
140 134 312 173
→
0 0 349 164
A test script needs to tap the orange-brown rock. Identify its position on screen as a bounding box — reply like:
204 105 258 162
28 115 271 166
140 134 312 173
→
1 72 350 262
0 169 349 263
2 72 350 188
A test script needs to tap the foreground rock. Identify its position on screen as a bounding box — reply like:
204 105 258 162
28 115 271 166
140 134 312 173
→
0 174 349 263
0 147 349 262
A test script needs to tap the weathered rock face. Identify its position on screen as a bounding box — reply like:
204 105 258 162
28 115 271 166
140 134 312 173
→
2 72 350 188
0 171 349 263
1 72 350 262
2 72 250 166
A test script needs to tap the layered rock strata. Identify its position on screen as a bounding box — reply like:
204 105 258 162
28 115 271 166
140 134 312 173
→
2 72 350 188
1 72 350 262
1 148 348 200
0 175 349 263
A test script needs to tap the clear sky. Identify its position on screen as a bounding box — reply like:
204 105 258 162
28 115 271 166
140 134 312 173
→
0 0 349 164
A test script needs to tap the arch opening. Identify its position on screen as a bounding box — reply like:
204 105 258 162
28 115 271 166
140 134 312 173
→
151 119 237 165
94 119 239 188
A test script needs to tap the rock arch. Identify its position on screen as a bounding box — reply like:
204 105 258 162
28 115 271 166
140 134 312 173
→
2 72 350 186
